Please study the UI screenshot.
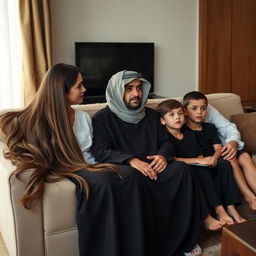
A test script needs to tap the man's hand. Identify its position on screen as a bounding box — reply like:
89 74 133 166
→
147 155 167 173
221 141 238 161
128 158 157 180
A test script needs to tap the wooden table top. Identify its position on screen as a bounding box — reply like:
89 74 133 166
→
223 219 256 253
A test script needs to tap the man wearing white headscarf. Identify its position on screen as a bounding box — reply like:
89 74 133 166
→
87 71 211 256
92 70 175 174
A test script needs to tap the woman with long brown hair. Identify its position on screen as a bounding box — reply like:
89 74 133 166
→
0 63 119 209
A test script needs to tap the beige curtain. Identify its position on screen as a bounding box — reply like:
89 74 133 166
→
19 0 52 106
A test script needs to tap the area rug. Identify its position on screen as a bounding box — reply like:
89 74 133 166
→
199 228 221 256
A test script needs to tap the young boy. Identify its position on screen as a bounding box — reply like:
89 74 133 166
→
157 98 245 225
182 91 246 224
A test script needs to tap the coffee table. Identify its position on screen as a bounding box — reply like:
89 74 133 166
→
221 219 256 256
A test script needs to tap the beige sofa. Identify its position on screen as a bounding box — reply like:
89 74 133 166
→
0 93 253 256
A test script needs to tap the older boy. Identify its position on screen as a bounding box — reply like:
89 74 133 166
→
188 92 256 212
182 91 246 223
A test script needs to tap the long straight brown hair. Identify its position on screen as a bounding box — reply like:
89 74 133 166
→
0 63 120 209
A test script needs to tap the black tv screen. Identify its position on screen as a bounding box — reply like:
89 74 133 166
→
75 42 154 103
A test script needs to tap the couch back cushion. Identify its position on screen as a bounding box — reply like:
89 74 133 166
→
0 93 243 120
73 93 244 120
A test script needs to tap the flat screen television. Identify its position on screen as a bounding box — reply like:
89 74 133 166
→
75 42 154 104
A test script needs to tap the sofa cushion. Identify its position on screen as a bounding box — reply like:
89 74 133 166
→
206 93 244 120
231 112 256 152
72 93 244 120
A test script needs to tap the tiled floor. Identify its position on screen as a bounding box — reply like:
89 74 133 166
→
0 233 9 256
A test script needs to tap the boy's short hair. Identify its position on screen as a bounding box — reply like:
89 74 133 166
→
156 99 184 118
183 91 208 108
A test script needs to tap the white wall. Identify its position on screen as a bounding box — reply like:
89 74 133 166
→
51 0 198 97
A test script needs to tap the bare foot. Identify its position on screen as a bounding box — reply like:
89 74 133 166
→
204 214 224 231
218 214 234 225
234 216 246 223
248 198 256 212
227 205 247 223
215 205 234 225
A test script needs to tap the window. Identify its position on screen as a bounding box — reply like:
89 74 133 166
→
0 0 23 110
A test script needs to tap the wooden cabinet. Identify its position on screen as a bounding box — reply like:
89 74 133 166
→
199 0 256 106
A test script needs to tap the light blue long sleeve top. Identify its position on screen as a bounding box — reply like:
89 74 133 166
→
205 104 244 150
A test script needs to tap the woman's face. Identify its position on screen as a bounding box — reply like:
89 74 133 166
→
67 73 86 105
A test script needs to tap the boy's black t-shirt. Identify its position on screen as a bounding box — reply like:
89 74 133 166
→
168 126 201 158
184 123 221 156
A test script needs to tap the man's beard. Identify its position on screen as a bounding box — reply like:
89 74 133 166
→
126 96 142 109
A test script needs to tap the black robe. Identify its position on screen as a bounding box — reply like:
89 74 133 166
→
168 126 202 158
92 107 175 164
72 107 208 256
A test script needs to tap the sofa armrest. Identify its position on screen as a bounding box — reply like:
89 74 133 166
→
0 141 44 256
43 179 79 256
10 172 45 256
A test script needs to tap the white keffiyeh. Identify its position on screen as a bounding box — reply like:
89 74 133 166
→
106 70 151 124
